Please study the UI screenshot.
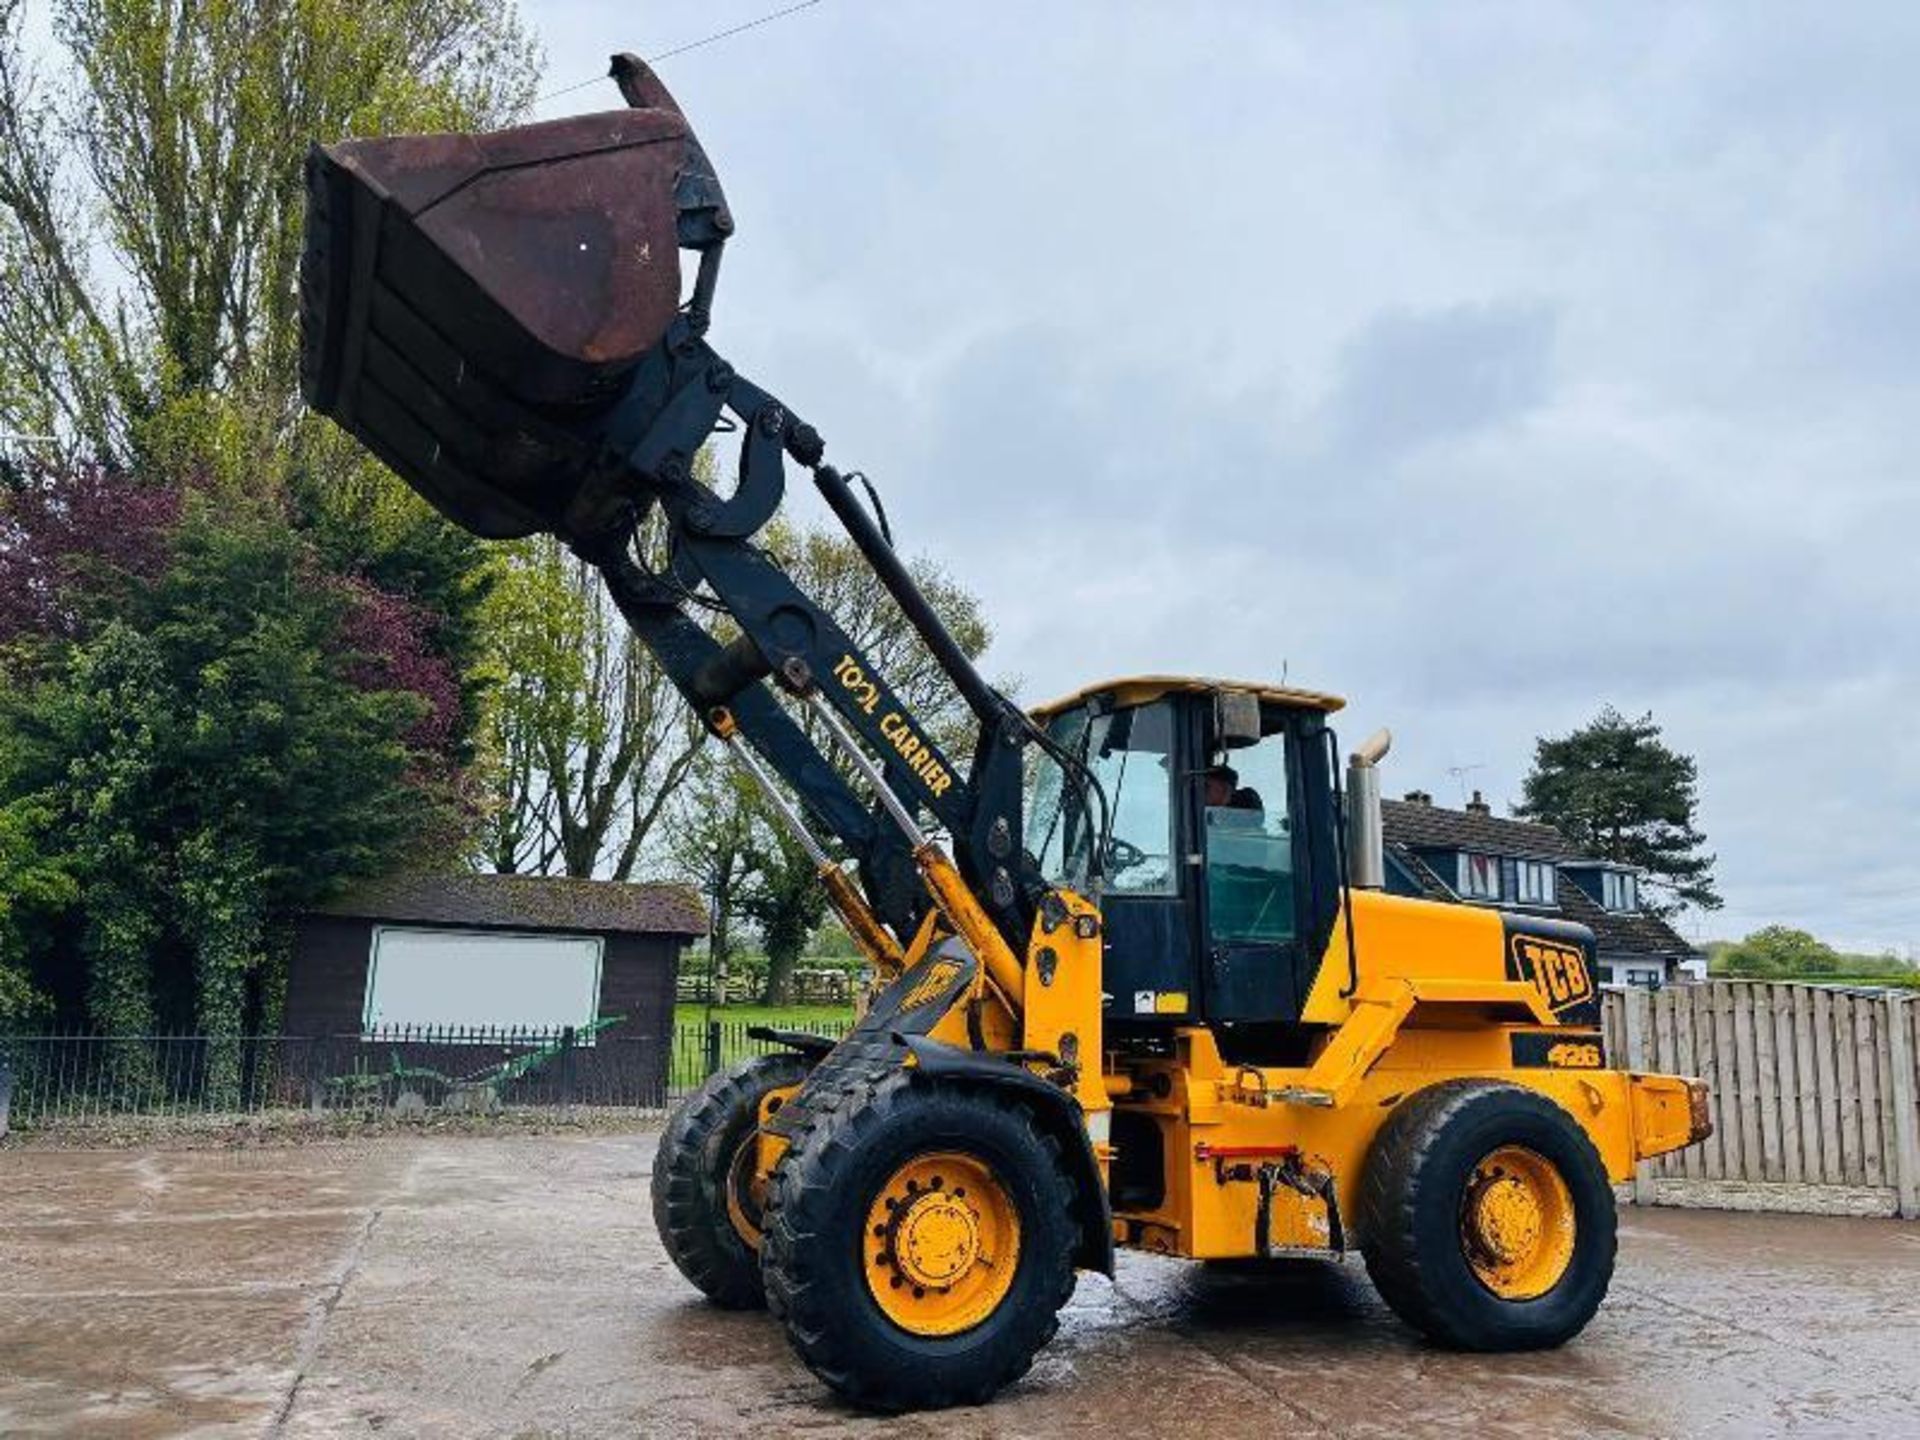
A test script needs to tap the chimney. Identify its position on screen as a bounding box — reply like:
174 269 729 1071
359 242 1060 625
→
1466 789 1491 816
1402 789 1432 806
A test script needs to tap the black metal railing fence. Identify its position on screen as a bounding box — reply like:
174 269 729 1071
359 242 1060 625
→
0 1018 849 1131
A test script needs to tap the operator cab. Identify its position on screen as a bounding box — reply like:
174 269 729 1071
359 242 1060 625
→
1025 676 1348 1045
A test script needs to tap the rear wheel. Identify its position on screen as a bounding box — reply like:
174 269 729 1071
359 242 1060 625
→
651 1051 809 1309
1358 1079 1616 1350
761 1076 1078 1412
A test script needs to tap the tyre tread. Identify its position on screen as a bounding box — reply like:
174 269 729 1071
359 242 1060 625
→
1357 1078 1617 1351
651 1051 810 1310
761 1071 1078 1412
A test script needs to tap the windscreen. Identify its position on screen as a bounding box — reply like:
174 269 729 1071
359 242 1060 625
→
1024 701 1178 896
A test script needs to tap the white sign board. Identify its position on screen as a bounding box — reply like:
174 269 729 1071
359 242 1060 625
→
363 926 603 1034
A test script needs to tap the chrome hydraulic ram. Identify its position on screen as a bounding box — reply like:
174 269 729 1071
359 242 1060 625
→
711 707 904 974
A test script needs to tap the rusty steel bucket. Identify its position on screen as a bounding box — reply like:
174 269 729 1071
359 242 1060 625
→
300 66 729 539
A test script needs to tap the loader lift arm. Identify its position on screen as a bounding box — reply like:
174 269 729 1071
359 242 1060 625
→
569 304 1051 957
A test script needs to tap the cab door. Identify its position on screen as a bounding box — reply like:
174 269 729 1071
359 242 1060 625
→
1199 710 1309 1021
1027 697 1197 1025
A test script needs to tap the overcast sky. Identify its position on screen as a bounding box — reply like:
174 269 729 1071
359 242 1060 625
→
520 2 1920 953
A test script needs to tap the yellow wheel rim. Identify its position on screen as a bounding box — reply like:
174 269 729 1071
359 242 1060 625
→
863 1151 1021 1337
1460 1144 1576 1300
724 1134 769 1249
723 1086 796 1251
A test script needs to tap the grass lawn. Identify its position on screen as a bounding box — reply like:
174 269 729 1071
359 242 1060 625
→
672 1002 854 1031
670 1001 855 1078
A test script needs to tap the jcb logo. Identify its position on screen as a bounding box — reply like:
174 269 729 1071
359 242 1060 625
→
900 960 962 1010
1546 1042 1603 1069
1510 936 1594 1017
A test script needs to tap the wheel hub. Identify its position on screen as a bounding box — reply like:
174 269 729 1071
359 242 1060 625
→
891 1190 982 1287
863 1150 1021 1337
1459 1144 1577 1300
1467 1175 1543 1265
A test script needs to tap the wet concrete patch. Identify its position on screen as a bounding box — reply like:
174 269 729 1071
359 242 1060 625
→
2 1134 1917 1437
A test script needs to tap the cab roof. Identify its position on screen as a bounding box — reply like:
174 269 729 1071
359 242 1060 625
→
1029 674 1346 720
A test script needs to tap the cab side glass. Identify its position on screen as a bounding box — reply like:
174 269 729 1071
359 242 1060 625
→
1205 728 1295 943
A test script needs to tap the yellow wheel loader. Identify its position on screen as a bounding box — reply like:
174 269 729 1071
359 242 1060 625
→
299 55 1712 1414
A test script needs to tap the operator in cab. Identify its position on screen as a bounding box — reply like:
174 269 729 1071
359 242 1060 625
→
1204 763 1263 825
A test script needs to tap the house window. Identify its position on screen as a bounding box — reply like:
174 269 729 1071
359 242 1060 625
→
1515 860 1556 906
1457 852 1501 900
1602 870 1639 912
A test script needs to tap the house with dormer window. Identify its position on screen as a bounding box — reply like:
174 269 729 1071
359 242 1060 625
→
1380 790 1704 988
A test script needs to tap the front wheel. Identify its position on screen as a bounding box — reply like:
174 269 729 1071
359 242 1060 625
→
651 1051 810 1309
1358 1079 1617 1351
760 1076 1079 1412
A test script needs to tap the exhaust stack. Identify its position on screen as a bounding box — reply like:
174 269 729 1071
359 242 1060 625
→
1346 728 1393 889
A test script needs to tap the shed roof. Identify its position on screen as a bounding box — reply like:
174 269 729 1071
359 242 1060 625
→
313 872 707 937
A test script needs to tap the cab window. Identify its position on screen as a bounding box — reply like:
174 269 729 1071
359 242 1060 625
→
1025 700 1178 896
1204 727 1295 944
1088 701 1178 895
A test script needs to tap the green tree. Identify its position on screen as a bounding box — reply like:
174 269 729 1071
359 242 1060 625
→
4 493 458 1041
293 452 500 762
1515 707 1719 916
665 751 756 1000
0 794 75 1028
737 816 831 1008
1 0 534 758
1712 926 1842 979
0 0 536 1054
0 0 536 463
477 534 702 878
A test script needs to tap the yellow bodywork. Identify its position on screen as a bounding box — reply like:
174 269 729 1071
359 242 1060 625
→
754 876 1707 1267
746 676 1707 1270
1091 887 1705 1259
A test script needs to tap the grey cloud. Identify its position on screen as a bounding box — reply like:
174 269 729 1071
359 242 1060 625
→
1327 302 1557 458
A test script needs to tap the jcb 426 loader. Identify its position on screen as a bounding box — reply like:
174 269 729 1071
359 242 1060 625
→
299 57 1712 1413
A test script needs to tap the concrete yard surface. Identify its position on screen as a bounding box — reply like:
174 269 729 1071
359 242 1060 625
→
2 1132 1917 1438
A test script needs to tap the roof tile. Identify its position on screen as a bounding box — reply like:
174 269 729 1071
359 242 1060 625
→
312 872 707 937
1381 802 1696 960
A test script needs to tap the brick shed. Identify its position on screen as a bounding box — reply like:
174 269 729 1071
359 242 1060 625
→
284 873 705 1041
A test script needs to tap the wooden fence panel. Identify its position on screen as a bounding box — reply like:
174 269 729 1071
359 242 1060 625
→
1595 981 1918 1215
1654 989 1685 1179
1749 985 1782 1181
1713 983 1745 1178
1792 986 1821 1182
1875 1008 1900 1194
1813 987 1843 1184
1674 987 1703 1179
1697 983 1726 1179
1858 1000 1885 1188
1837 994 1864 1185
1771 987 1803 1184
1893 1000 1920 1217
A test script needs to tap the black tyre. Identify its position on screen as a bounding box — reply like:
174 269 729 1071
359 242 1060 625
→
1357 1079 1616 1351
761 1075 1078 1412
651 1051 811 1309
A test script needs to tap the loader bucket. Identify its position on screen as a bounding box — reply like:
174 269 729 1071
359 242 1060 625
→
300 79 730 540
